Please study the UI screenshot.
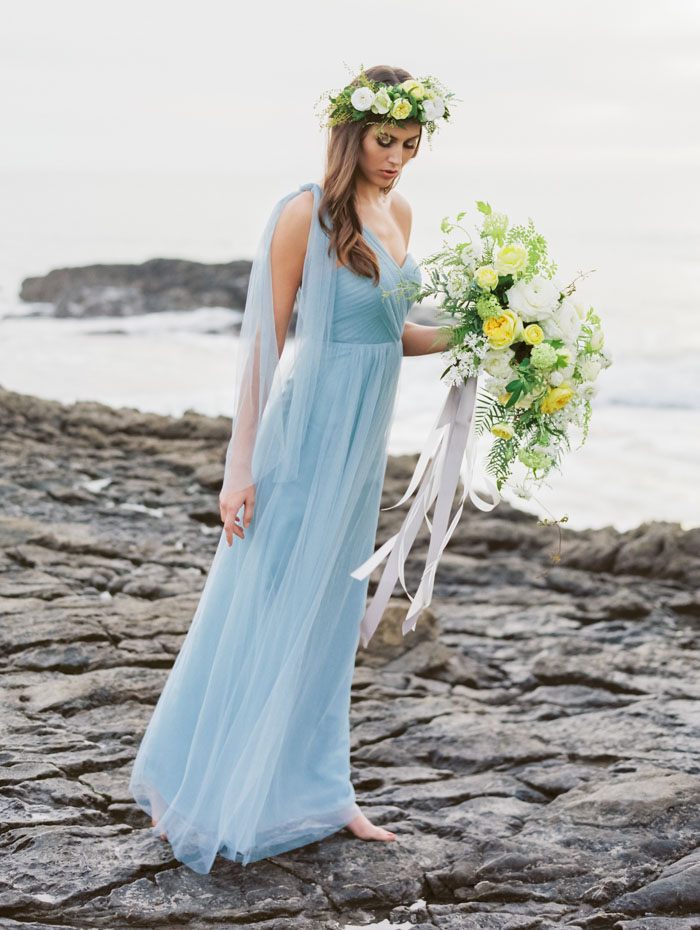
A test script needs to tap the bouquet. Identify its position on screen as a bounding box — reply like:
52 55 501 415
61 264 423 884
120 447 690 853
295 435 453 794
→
352 200 611 647
416 201 612 507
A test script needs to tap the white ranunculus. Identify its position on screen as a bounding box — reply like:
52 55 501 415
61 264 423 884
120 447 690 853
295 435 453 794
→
505 275 560 322
579 357 602 381
539 299 582 344
484 376 509 396
351 87 375 111
579 381 599 400
572 298 588 319
422 95 445 120
589 328 604 350
371 89 391 114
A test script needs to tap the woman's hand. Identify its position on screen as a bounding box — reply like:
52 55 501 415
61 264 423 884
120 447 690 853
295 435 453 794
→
219 484 255 546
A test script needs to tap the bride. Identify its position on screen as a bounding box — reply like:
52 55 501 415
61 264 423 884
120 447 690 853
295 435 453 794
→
129 63 454 874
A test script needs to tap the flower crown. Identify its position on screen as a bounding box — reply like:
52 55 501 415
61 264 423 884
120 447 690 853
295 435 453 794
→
316 68 456 140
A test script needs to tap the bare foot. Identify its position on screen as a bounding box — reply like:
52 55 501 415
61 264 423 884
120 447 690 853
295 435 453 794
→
345 810 396 841
152 816 167 840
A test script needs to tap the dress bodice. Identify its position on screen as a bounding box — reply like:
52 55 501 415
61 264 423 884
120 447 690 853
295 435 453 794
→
330 224 422 345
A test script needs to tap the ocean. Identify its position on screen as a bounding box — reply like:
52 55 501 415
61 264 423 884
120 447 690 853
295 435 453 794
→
1 167 697 534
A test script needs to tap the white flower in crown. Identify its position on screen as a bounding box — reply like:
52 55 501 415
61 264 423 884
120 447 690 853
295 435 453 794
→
371 89 392 114
351 87 376 111
422 96 445 120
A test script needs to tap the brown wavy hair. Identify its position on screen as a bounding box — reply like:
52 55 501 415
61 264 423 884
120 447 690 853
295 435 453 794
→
318 65 423 284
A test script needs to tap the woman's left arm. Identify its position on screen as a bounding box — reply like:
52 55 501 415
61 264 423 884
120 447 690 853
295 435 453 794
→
401 321 452 356
391 193 453 357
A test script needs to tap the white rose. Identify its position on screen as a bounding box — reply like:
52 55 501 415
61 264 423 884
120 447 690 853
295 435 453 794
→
483 347 515 378
539 299 582 344
579 357 602 381
351 87 375 111
548 370 564 387
506 274 560 322
589 328 604 350
422 95 445 120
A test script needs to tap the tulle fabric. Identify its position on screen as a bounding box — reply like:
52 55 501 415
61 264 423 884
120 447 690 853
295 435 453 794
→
221 181 336 496
128 181 422 872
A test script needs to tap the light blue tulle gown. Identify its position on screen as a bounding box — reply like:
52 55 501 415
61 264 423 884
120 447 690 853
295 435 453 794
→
128 182 422 873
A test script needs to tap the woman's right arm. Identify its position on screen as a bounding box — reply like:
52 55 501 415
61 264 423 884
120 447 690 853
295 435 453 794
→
219 190 314 546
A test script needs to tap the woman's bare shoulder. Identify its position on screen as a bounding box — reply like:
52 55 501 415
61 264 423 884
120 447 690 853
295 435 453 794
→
277 189 314 235
272 189 314 264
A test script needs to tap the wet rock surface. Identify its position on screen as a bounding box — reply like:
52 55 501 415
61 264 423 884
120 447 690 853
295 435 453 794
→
1 383 699 929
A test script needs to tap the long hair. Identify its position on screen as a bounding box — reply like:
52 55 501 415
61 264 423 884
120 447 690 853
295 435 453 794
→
318 65 422 284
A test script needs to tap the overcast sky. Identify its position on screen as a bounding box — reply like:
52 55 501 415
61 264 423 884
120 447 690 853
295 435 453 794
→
2 0 699 342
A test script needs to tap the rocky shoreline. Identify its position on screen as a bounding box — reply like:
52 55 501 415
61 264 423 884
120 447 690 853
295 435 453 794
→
1 383 699 929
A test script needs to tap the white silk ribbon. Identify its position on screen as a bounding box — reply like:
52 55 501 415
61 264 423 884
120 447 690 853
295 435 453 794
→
351 378 501 648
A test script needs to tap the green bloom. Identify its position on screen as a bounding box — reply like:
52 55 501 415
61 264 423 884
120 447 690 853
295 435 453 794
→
475 294 502 320
518 448 552 470
530 343 558 370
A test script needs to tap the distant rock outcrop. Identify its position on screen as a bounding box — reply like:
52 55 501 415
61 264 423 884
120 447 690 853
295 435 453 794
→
19 257 253 318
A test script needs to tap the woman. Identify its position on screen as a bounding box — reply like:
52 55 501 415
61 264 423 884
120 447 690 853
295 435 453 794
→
129 64 454 874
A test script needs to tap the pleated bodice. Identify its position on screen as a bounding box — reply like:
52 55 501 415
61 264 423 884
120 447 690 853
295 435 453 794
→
330 225 422 344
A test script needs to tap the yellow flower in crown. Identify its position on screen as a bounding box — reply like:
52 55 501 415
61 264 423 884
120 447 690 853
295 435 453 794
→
540 381 574 414
400 79 427 100
483 309 520 348
391 98 413 120
315 66 457 138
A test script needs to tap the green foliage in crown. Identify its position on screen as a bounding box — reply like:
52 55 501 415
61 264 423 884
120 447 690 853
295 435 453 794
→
315 65 457 140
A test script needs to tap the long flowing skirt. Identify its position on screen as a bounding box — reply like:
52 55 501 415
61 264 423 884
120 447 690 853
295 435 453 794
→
128 339 403 873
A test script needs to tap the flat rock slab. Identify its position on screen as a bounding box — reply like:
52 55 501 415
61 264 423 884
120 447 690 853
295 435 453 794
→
1 385 699 928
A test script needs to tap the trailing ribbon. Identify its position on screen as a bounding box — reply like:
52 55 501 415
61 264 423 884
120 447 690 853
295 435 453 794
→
351 377 501 648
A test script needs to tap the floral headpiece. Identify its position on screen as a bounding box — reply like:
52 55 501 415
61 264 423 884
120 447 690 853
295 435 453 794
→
315 67 456 141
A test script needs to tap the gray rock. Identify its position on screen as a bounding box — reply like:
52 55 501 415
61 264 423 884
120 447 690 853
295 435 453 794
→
1 384 699 927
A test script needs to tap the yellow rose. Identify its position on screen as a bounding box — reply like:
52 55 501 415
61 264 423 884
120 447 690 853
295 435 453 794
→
391 98 413 120
523 323 544 345
491 422 514 439
400 79 426 100
475 265 499 290
483 309 519 348
494 244 528 276
540 381 574 414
